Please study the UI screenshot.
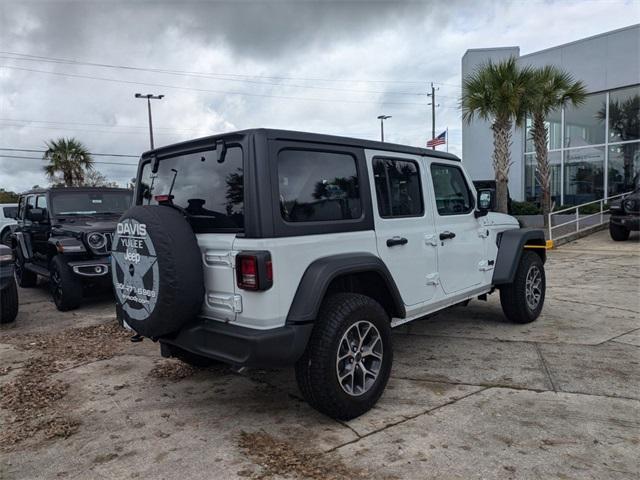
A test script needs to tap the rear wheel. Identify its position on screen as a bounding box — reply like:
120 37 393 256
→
50 256 83 311
295 293 392 420
0 277 19 324
609 223 630 241
500 251 545 324
14 248 37 288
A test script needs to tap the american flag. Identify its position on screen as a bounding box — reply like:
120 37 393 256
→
427 130 447 148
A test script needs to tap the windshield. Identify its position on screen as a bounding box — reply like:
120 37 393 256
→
138 145 244 232
51 191 133 216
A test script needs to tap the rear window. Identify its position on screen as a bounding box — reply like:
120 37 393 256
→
51 191 132 216
278 149 361 222
2 206 17 218
139 146 244 232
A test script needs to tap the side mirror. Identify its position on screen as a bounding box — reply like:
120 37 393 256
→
475 189 494 218
28 208 46 222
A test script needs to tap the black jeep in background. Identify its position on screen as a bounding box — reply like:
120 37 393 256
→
12 187 132 310
609 174 640 241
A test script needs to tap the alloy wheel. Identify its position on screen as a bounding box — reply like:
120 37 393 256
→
335 320 383 397
525 265 542 310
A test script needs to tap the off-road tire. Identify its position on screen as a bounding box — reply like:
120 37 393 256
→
50 256 83 311
609 223 630 241
1 229 11 247
14 248 37 288
0 278 19 323
295 293 392 420
499 250 545 324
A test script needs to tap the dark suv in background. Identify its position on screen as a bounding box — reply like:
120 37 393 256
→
12 187 132 310
609 174 639 241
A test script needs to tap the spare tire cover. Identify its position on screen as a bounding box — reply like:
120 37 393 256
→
111 205 204 337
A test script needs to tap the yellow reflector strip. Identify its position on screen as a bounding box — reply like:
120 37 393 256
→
523 240 554 250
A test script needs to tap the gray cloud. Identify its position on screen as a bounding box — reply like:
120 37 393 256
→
0 0 636 192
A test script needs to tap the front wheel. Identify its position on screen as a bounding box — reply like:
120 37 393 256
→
295 293 392 420
50 256 83 311
14 248 37 288
499 251 545 324
609 223 630 241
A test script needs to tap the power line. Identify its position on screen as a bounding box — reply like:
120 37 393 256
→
2 51 456 89
0 147 138 158
0 121 194 136
1 65 427 106
0 154 137 166
0 117 201 133
0 54 426 97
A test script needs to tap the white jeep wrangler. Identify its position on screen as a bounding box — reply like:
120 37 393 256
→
112 129 547 420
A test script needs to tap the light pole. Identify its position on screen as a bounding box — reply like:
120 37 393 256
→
377 115 392 142
135 93 164 149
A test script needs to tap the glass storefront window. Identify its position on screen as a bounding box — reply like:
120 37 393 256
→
608 86 640 143
564 146 604 205
524 152 561 204
608 142 640 195
564 93 606 147
525 109 562 153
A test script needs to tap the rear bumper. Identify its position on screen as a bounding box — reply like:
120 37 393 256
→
159 319 314 368
610 215 640 231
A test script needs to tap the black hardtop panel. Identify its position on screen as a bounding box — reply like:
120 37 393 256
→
21 186 131 196
139 128 461 162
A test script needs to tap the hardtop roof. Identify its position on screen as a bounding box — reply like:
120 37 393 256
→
21 186 132 196
141 128 460 161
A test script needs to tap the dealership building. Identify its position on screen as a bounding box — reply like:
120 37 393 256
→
461 24 639 204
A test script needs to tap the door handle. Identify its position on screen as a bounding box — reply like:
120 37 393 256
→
439 231 456 240
386 236 408 247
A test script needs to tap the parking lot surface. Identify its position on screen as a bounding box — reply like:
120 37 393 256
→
1 229 639 479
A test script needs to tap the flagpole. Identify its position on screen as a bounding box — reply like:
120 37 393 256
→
446 127 449 153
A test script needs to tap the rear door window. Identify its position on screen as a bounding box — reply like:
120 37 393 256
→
277 149 361 222
373 158 423 218
139 146 244 232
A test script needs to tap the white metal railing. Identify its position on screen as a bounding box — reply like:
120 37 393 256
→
548 191 633 242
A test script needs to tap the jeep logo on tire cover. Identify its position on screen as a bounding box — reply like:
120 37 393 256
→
112 218 159 321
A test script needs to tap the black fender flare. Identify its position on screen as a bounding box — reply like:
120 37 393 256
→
286 252 405 324
492 228 546 285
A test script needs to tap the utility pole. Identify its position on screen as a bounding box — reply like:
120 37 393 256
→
377 115 392 142
135 93 164 149
427 83 439 150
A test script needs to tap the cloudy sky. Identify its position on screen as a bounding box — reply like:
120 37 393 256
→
1 0 638 192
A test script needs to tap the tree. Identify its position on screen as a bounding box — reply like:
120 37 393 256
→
529 66 586 223
82 169 119 187
462 57 534 213
0 189 19 203
43 138 94 187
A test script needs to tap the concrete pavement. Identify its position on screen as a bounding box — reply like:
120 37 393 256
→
1 229 638 479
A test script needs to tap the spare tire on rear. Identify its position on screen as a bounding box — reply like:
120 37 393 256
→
111 205 204 338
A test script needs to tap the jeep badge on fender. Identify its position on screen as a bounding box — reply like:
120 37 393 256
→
114 129 549 420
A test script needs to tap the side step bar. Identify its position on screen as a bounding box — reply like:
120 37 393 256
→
24 262 49 277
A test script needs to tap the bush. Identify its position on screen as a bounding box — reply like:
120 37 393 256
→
511 201 541 215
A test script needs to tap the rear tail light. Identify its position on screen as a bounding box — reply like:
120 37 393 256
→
236 251 273 291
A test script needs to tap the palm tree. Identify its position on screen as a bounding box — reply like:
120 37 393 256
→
462 57 534 213
529 66 586 222
43 138 94 187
